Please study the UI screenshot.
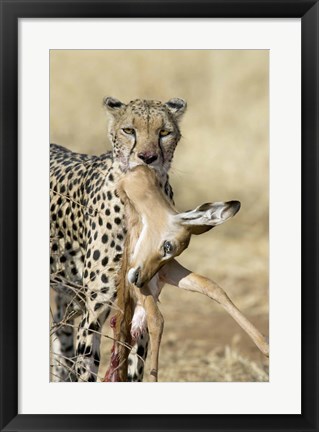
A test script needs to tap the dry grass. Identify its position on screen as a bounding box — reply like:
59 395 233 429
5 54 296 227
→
50 50 269 381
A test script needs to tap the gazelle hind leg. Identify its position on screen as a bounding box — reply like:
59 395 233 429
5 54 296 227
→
103 306 134 382
127 304 149 382
161 259 269 357
127 297 152 382
103 316 121 382
126 304 149 382
139 293 164 382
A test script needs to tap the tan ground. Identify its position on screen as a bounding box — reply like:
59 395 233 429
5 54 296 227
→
50 50 269 381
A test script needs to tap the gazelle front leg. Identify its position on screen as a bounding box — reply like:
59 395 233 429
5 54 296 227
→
160 259 269 357
135 287 164 382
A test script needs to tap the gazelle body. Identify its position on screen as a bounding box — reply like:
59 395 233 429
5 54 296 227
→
103 165 268 382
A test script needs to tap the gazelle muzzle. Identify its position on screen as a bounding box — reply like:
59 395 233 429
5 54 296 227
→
128 267 142 287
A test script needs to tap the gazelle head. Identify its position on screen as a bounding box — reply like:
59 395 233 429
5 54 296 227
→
118 166 240 288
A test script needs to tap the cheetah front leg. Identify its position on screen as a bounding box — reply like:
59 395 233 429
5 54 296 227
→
127 331 149 382
75 294 114 382
51 293 77 382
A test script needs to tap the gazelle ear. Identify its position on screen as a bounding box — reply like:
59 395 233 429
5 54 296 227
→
103 97 126 115
164 98 187 121
175 201 241 235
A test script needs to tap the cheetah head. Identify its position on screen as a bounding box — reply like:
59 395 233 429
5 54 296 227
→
104 97 187 174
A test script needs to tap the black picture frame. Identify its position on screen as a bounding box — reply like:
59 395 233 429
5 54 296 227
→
1 1 318 431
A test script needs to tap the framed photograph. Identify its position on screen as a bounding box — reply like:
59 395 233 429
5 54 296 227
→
1 1 318 431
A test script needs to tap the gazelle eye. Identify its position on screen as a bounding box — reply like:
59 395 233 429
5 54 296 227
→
159 130 171 137
163 241 174 256
122 128 135 135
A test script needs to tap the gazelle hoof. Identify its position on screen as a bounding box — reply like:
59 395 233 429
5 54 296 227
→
150 368 158 381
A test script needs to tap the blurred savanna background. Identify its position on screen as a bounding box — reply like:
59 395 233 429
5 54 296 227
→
50 50 269 382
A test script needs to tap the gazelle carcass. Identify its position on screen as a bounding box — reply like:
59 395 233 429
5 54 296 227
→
104 165 269 382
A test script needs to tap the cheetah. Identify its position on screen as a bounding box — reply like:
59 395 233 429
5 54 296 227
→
50 97 187 382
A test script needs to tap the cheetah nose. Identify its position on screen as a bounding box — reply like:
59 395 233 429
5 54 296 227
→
128 267 141 286
137 152 158 165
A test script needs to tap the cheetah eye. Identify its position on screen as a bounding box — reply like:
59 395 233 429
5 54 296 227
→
159 130 171 137
122 128 135 135
163 240 174 257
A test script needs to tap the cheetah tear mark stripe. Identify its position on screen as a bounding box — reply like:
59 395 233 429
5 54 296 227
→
158 136 165 165
128 136 137 159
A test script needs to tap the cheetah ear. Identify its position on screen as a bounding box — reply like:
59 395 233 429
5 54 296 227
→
103 97 126 114
165 98 187 120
